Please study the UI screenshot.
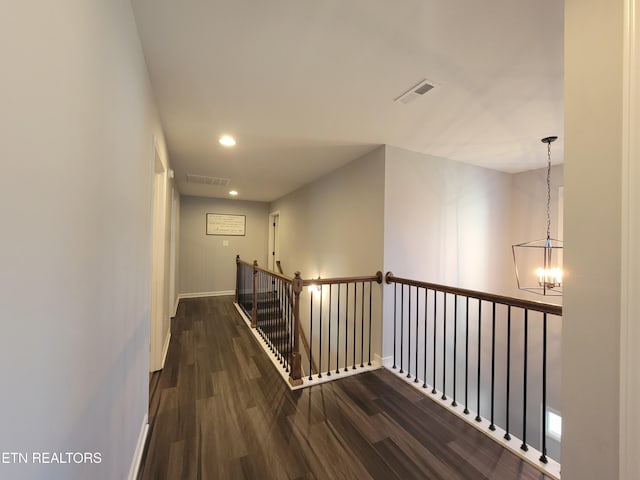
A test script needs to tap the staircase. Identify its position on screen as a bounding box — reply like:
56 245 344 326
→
254 290 291 358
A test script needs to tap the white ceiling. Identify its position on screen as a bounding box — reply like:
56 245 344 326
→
131 0 564 202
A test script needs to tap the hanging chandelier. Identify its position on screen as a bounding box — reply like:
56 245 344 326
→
512 136 563 296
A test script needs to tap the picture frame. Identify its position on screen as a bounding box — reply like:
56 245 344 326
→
206 213 246 236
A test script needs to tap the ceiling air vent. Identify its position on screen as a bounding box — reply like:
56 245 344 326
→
394 79 436 104
185 174 231 186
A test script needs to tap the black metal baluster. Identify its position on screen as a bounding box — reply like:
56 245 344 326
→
265 273 269 344
277 278 281 362
504 306 512 440
432 290 437 394
442 293 447 400
399 284 404 374
277 278 282 363
281 279 285 364
353 282 357 369
423 288 428 389
327 284 332 376
475 300 482 422
368 280 372 366
414 286 419 383
271 274 275 351
345 283 349 372
393 283 397 369
318 285 323 379
290 282 294 369
521 309 529 452
452 295 458 407
337 284 341 374
464 297 470 415
258 272 264 339
489 302 496 430
273 277 277 358
309 288 313 380
540 313 548 463
407 285 412 379
262 272 266 343
360 281 365 367
264 275 269 344
285 281 290 372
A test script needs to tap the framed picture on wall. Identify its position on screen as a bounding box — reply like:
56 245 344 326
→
206 213 246 236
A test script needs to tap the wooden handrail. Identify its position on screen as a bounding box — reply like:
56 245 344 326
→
385 272 562 316
303 271 383 286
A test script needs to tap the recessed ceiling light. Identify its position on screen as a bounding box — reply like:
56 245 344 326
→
229 190 238 196
219 135 236 147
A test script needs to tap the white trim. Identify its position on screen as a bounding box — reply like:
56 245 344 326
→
178 290 235 300
383 367 561 480
128 414 149 480
268 211 280 271
161 332 171 369
172 296 179 318
620 0 640 477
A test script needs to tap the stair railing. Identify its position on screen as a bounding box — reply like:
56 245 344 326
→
235 256 383 387
385 272 562 466
293 272 384 385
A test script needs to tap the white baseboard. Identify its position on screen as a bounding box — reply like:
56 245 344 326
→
171 297 179 318
375 354 394 368
233 302 382 391
128 413 149 480
178 290 234 300
382 366 561 480
161 332 171 369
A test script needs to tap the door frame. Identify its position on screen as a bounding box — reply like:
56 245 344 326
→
150 138 168 372
268 211 280 272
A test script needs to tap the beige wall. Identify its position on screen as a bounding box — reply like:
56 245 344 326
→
0 0 167 478
179 196 269 295
383 145 513 293
563 0 636 478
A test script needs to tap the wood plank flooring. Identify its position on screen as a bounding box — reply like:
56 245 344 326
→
138 296 548 480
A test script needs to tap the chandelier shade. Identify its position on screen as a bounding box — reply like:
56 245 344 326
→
512 237 563 296
512 136 563 296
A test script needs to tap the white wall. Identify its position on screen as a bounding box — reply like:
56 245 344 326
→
383 145 513 293
270 146 385 279
382 146 563 460
0 1 165 478
179 196 269 295
563 0 633 478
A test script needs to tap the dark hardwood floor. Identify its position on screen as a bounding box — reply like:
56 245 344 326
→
138 296 547 480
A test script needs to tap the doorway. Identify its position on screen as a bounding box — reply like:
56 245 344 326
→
268 212 280 272
150 141 169 372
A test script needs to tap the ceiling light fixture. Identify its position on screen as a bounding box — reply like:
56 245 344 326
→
512 136 563 296
219 135 236 147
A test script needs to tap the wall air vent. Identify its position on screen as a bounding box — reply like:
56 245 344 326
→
185 174 231 186
394 79 436 104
